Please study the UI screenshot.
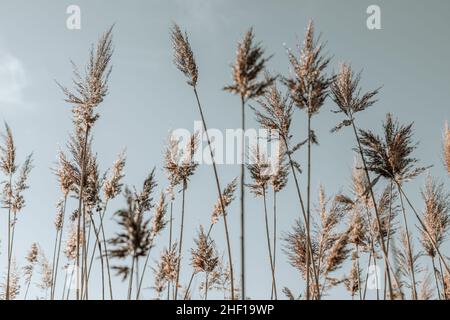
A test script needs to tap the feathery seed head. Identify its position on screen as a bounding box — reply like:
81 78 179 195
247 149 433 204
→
420 176 450 257
283 20 332 117
104 150 126 200
211 178 237 224
224 28 275 100
330 63 380 133
191 226 219 274
359 113 429 183
171 23 198 87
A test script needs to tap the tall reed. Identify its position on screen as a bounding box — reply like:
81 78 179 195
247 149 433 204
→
225 28 275 298
283 20 332 299
172 23 237 299
57 26 113 299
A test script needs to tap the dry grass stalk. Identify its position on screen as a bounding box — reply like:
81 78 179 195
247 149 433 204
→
57 26 114 300
172 22 236 300
224 27 274 299
283 20 332 300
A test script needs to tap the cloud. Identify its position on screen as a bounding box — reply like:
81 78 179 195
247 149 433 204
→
0 51 28 106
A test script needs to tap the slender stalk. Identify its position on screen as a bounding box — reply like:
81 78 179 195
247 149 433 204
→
127 256 135 300
438 259 448 300
5 174 12 300
135 258 140 300
51 195 68 300
184 273 196 300
85 201 112 299
204 272 209 300
383 181 394 299
24 274 33 300
100 206 113 299
66 261 76 300
373 247 380 300
174 180 187 300
431 257 441 299
82 205 89 300
193 87 235 299
136 244 156 298
282 138 320 298
50 226 60 299
168 200 173 300
362 250 373 299
61 266 68 300
397 186 418 299
75 127 90 300
240 95 246 300
356 245 362 300
263 188 277 299
271 189 277 299
306 115 312 300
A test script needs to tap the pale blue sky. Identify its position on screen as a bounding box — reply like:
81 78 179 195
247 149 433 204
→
0 0 449 299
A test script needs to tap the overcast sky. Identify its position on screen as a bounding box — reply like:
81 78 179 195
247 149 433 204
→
0 0 449 299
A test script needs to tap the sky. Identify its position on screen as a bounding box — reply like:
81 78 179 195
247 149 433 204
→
0 0 449 300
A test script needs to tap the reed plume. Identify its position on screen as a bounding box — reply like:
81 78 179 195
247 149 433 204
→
211 178 237 225
23 243 39 299
344 253 362 299
154 244 180 299
191 226 219 300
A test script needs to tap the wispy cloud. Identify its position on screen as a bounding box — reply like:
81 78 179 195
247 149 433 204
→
0 50 28 106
